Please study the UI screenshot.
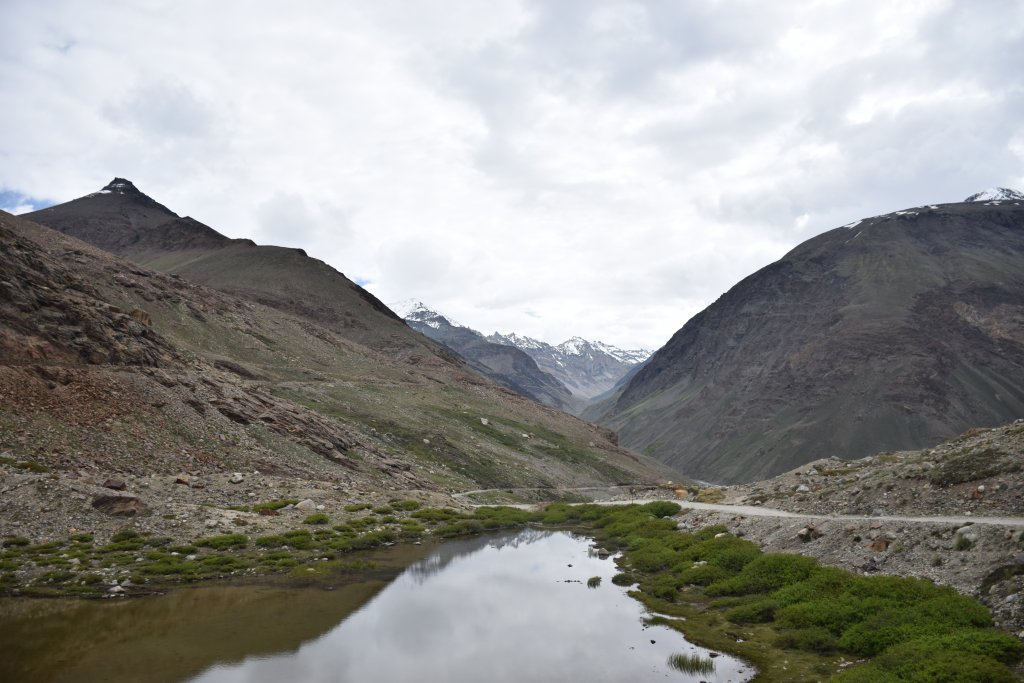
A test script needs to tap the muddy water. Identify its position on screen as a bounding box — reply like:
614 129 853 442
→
0 531 753 682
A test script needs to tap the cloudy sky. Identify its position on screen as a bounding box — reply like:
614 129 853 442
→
2 1 1022 349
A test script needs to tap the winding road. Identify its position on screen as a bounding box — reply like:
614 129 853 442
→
453 487 1024 528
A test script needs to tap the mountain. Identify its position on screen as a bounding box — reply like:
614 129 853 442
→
596 194 1024 484
391 300 576 411
487 332 652 400
25 178 412 354
964 187 1024 202
7 180 675 494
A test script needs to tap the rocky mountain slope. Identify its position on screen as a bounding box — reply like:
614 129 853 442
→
392 301 575 411
2 185 676 508
25 179 413 354
597 192 1024 484
486 332 651 400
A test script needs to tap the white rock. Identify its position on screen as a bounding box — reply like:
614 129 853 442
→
296 499 317 512
229 472 244 484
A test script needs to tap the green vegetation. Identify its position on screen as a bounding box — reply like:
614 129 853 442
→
303 513 330 525
955 534 974 551
194 533 249 550
587 576 601 588
928 447 1018 487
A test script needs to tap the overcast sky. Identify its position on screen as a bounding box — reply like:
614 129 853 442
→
2 1 1022 350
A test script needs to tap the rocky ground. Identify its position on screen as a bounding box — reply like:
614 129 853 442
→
661 421 1024 640
0 465 452 542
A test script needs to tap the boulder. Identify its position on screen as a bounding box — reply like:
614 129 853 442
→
102 478 127 491
295 499 317 512
91 495 145 517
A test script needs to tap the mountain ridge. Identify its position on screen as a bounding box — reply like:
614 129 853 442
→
597 196 1024 483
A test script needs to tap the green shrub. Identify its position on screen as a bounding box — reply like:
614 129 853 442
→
676 563 731 586
611 573 635 586
775 626 840 653
706 554 819 596
412 507 463 523
725 598 780 624
641 501 681 518
435 520 485 538
343 503 373 512
389 500 422 511
642 573 682 600
2 537 30 547
194 533 248 550
955 535 974 551
303 513 330 525
111 530 142 542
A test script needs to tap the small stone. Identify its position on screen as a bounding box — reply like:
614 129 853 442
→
175 474 190 486
107 585 125 594
479 418 489 426
795 484 810 493
102 479 127 491
205 519 219 528
296 499 317 512
186 554 197 561
229 472 244 484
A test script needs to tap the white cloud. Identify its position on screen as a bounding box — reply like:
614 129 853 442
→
1 0 1022 349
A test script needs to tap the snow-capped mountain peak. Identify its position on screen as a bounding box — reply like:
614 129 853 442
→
490 332 550 351
964 187 1024 202
388 299 465 329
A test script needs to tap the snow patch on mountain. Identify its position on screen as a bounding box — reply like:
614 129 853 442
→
964 187 1024 202
389 299 466 329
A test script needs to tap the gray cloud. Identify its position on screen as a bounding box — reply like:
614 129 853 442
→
1 0 1022 349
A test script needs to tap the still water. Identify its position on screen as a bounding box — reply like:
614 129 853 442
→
1 530 752 682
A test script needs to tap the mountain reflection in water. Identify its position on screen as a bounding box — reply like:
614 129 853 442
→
0 531 753 683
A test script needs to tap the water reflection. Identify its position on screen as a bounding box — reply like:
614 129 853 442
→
191 531 752 683
0 532 753 683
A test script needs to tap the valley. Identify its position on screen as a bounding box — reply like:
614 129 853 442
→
2 180 1023 681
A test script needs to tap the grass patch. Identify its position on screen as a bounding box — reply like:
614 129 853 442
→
303 513 330 525
252 499 300 513
194 534 248 550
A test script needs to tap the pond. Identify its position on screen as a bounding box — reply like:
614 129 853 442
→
0 530 753 682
